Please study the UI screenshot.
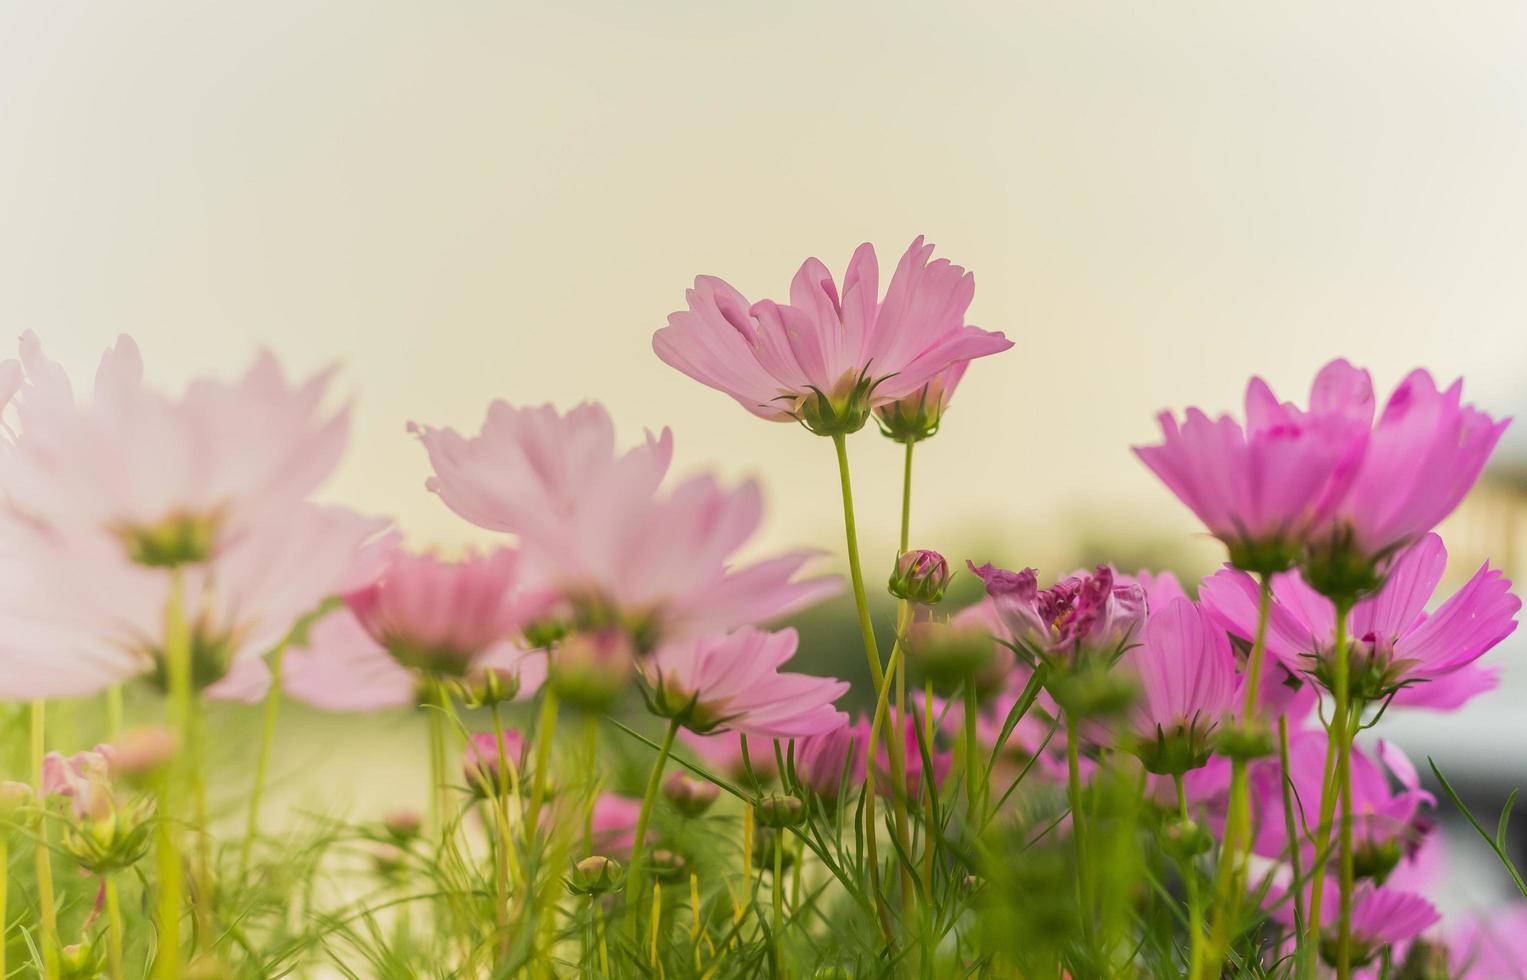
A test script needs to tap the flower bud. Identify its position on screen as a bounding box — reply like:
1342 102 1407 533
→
904 618 1004 697
796 371 878 437
110 725 178 785
570 854 623 894
550 630 635 712
649 848 687 883
755 794 805 829
59 941 104 980
381 809 422 843
887 550 951 605
1214 721 1276 762
0 781 33 821
457 665 520 708
663 772 719 818
1161 817 1213 859
371 843 407 877
463 730 529 796
523 616 572 651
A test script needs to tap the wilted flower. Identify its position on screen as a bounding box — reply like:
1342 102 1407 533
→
414 401 837 649
642 627 849 738
1134 360 1374 574
0 332 348 567
654 237 1011 436
969 563 1146 661
888 549 951 605
1304 369 1509 599
463 730 529 796
1201 533 1518 708
1126 598 1238 776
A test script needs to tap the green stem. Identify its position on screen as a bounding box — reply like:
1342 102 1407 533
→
106 685 125 739
490 704 514 962
1333 603 1355 980
241 644 286 874
1175 774 1205 978
105 875 125 980
1277 715 1308 972
1066 712 1092 945
772 826 785 973
626 718 679 939
156 570 191 980
964 675 982 827
830 433 885 694
525 686 559 849
30 700 59 980
899 440 914 552
0 833 6 980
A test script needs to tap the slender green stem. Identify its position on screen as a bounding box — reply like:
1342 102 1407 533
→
1277 715 1308 971
0 832 6 980
1175 774 1205 978
626 718 679 938
1066 712 1092 945
830 433 885 693
489 704 514 962
105 875 125 980
899 441 914 553
30 700 59 980
1332 603 1355 980
964 676 982 827
106 685 125 739
241 644 286 874
156 570 191 980
772 827 785 972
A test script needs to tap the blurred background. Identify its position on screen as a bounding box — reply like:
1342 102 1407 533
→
3 0 1527 920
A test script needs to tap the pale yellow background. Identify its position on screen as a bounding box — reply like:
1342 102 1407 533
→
3 1 1525 577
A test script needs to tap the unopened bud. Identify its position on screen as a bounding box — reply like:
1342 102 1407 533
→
570 854 622 894
523 617 572 651
649 848 687 882
888 550 951 605
756 794 805 829
458 665 520 708
381 809 422 842
663 772 719 818
59 941 103 979
0 781 32 821
550 630 635 712
111 725 178 784
371 843 407 876
1161 817 1214 859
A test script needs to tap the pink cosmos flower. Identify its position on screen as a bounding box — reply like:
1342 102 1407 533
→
345 547 529 676
587 793 646 857
1133 360 1374 573
1251 731 1432 881
1126 598 1238 775
968 563 1147 660
1201 533 1518 707
642 627 849 738
0 504 390 701
653 238 1012 434
1311 369 1510 580
1448 906 1527 978
41 747 115 823
0 332 347 566
463 730 528 792
796 713 952 801
1276 881 1440 967
413 401 837 648
282 609 546 713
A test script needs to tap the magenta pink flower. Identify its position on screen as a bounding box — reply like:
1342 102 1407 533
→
642 627 849 738
587 793 646 857
653 238 1012 435
1201 533 1518 707
1307 369 1510 594
796 713 951 801
0 504 389 700
1134 360 1374 573
414 401 837 648
463 730 528 792
283 609 546 713
1252 731 1432 881
968 563 1146 660
345 547 529 676
1126 598 1238 775
1448 906 1527 978
0 332 348 566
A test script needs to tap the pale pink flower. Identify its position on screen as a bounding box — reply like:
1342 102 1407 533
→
1311 369 1510 580
41 747 115 823
1126 598 1238 774
345 547 529 676
282 609 546 712
653 237 1011 433
1201 533 1518 708
678 729 777 784
643 627 849 738
0 332 347 565
797 713 952 801
1134 360 1374 573
463 730 528 791
968 563 1146 659
588 793 646 857
414 401 837 648
1283 881 1440 967
1449 906 1527 978
0 504 389 700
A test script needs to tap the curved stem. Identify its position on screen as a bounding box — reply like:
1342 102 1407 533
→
241 644 286 874
626 718 679 939
30 701 59 980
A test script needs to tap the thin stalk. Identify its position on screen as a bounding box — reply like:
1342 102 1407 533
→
156 569 192 980
525 686 559 845
922 678 936 904
964 675 982 826
105 875 125 980
1278 716 1307 965
772 828 785 972
241 644 286 874
899 440 914 552
1175 774 1205 978
893 440 915 921
30 700 59 980
1333 603 1355 979
490 703 514 962
830 433 885 694
0 833 6 980
106 685 125 739
626 718 679 939
1066 712 1092 945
